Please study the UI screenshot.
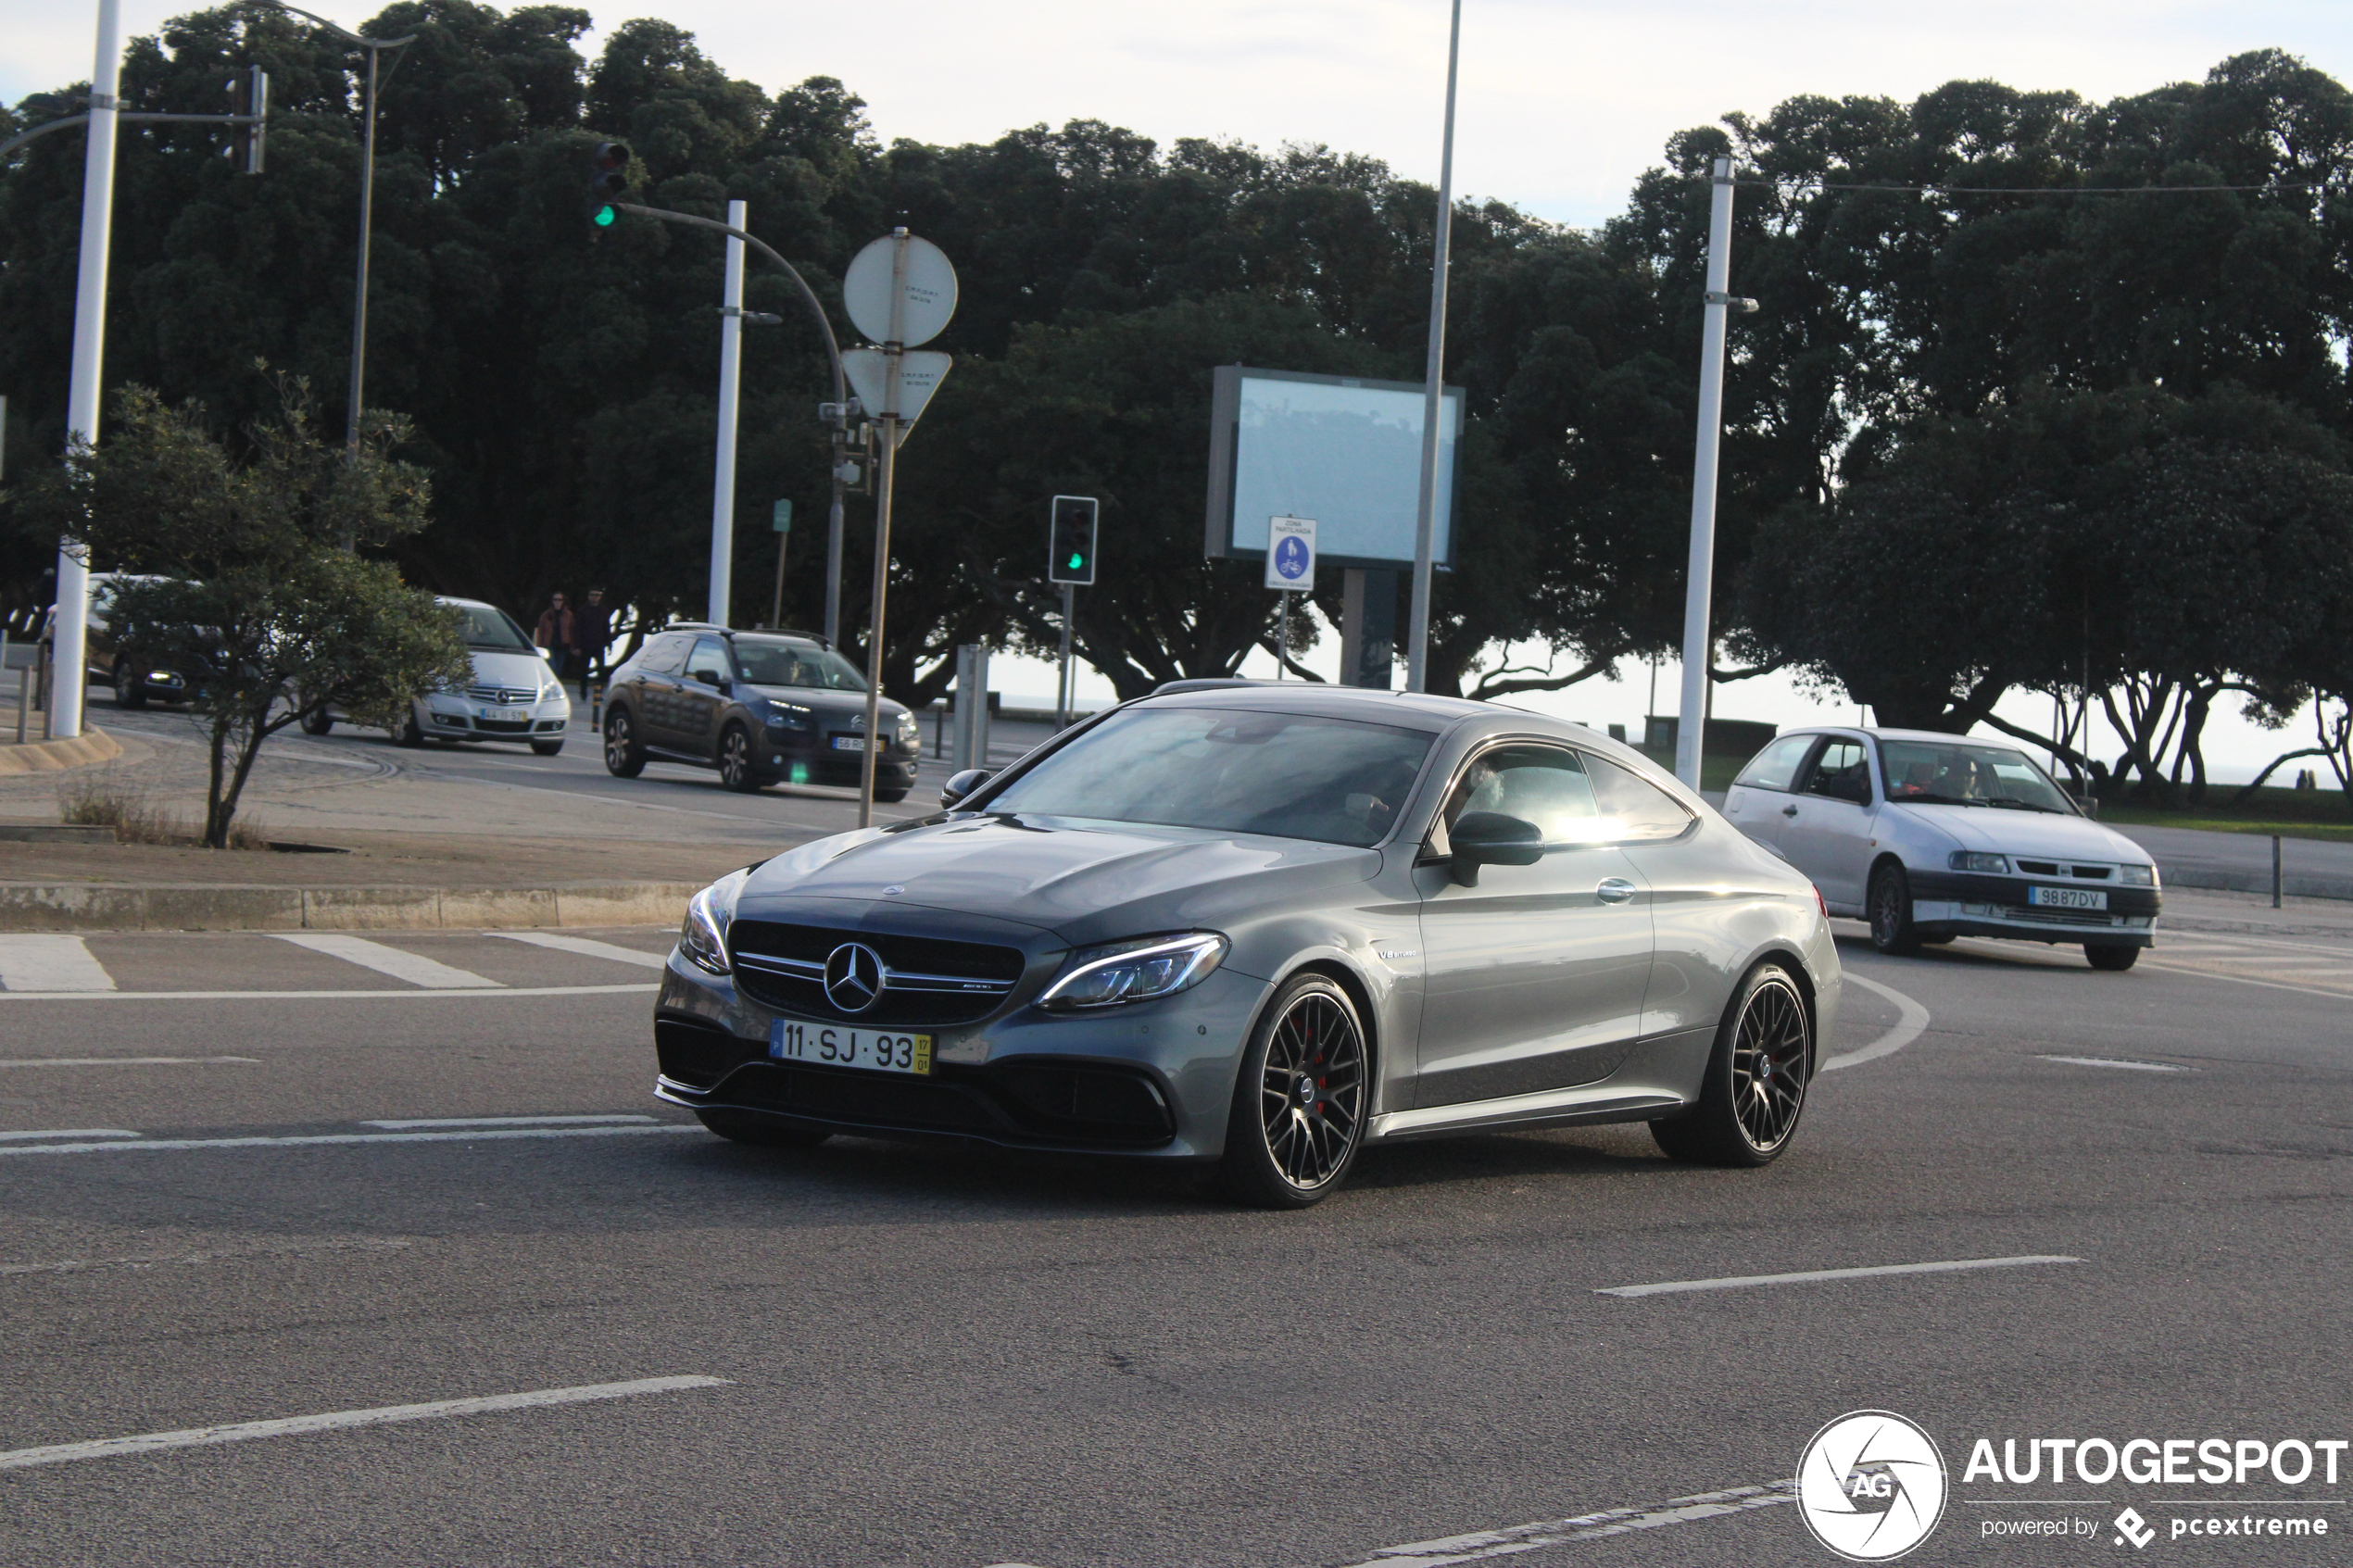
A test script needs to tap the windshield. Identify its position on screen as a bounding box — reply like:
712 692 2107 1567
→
1880 739 2077 813
984 706 1435 847
733 640 867 691
452 603 535 652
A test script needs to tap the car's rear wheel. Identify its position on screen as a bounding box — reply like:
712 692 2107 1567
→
113 664 146 709
1652 960 1812 1167
694 1110 831 1148
1869 861 1921 955
1217 972 1368 1209
2085 944 2141 972
603 707 646 777
718 722 761 792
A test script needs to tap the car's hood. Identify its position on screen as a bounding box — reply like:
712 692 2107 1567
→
1882 803 2147 863
748 684 904 719
738 813 1380 946
466 649 552 688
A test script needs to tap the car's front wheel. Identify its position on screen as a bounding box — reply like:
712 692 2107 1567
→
2085 944 2140 972
113 664 145 710
1652 960 1813 1167
1869 861 1921 955
395 711 424 748
529 738 563 758
300 708 333 735
718 722 761 792
603 708 646 777
1217 972 1369 1209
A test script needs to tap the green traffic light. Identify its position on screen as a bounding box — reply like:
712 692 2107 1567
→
1068 553 1084 571
594 205 616 227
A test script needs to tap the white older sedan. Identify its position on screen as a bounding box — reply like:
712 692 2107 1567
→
1721 727 2160 970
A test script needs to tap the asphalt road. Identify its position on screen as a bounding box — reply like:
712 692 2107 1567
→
2 906 2347 1566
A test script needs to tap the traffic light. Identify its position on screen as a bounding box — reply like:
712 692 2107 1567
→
1048 495 1098 586
588 142 632 225
228 65 267 174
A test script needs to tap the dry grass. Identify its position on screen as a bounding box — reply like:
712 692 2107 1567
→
57 771 275 849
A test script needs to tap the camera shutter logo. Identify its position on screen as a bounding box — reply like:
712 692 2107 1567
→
1796 1410 1948 1562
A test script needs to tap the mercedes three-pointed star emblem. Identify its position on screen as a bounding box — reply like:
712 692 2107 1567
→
822 942 887 1014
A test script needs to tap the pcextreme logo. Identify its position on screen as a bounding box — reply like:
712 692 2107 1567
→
1797 1410 1951 1562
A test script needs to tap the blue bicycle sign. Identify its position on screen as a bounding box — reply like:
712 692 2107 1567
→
1264 516 1317 591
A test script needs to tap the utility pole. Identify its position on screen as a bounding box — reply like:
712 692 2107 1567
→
1403 0 1463 695
52 0 124 744
709 198 747 627
1673 157 1754 789
317 10 416 471
1057 583 1075 725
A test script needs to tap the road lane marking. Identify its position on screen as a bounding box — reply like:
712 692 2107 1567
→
0 935 116 992
0 1128 138 1142
1821 972 1928 1072
0 1056 260 1068
1340 1480 1798 1565
0 1123 703 1158
1595 1254 2082 1298
2037 1055 2193 1073
272 934 501 988
0 1374 731 1472
490 931 671 968
2140 961 2353 1000
0 984 657 1002
2 1238 411 1277
360 1114 657 1130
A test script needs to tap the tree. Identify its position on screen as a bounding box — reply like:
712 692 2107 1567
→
19 379 468 847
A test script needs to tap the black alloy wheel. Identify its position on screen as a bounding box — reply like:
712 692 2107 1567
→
1219 972 1369 1209
113 664 145 709
603 707 646 777
718 722 761 792
1652 961 1813 1167
2085 944 2141 972
1868 861 1920 955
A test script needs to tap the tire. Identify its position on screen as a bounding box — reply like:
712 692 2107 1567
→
694 1110 831 1148
2085 944 2141 972
1216 972 1370 1209
1868 861 1921 955
300 709 333 735
603 707 646 778
1651 960 1813 1167
113 665 146 710
718 722 761 792
529 739 563 757
875 786 910 804
395 711 424 748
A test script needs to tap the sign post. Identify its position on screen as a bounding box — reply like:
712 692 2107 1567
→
769 499 791 629
1265 516 1316 679
840 229 956 826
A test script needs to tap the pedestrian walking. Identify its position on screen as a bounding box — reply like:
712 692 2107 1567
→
535 592 575 683
574 586 612 701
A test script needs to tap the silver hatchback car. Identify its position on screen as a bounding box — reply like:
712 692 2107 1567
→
653 683 1841 1206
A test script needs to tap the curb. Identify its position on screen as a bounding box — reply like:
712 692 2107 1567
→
0 879 701 933
2163 869 2353 903
0 727 124 775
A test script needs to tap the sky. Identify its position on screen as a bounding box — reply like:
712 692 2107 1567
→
8 0 2350 778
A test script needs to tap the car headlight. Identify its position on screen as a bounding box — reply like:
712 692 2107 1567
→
679 868 750 976
1038 933 1229 1010
2118 863 2158 886
1948 852 2009 873
766 703 813 732
895 709 919 744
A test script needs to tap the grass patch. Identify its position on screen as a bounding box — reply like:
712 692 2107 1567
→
57 771 275 850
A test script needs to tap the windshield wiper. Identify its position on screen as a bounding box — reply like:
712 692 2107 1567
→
1985 797 2062 813
1897 792 1984 807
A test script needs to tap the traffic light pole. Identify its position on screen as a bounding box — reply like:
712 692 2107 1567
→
708 198 747 626
1056 583 1074 727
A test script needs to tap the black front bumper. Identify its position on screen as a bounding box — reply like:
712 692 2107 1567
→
655 1013 1177 1150
755 736 920 784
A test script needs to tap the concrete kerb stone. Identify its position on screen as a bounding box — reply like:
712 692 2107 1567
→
0 727 125 775
0 880 701 933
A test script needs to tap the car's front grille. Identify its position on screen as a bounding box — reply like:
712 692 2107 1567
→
474 717 535 734
467 684 536 705
2004 905 2119 927
727 921 1026 1026
2018 859 2113 880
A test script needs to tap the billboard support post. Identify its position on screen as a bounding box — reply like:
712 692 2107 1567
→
1674 157 1740 789
1405 0 1464 695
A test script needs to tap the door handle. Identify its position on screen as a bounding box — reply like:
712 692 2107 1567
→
1781 804 1799 817
1596 877 1637 905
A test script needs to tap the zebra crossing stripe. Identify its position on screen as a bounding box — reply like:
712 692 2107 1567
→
0 935 116 993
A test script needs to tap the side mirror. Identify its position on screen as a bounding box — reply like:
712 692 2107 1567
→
940 768 992 809
691 668 724 687
1447 811 1543 885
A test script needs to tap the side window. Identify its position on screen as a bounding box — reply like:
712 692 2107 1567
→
1802 740 1872 805
637 633 689 675
687 635 731 684
1441 746 1603 845
1584 754 1697 842
1732 734 1818 793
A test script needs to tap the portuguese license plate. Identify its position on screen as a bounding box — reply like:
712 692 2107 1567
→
830 735 865 751
2027 885 2108 910
769 1019 931 1074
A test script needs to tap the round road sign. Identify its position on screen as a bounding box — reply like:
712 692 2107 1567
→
843 234 958 347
